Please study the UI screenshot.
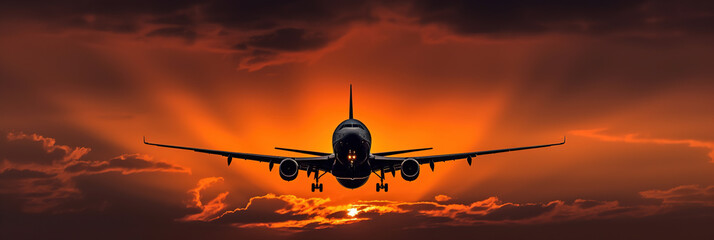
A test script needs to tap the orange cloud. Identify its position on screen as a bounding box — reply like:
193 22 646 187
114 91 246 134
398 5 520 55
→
210 194 366 232
434 194 452 202
640 185 714 206
179 191 670 232
571 128 714 162
179 177 229 222
357 196 654 226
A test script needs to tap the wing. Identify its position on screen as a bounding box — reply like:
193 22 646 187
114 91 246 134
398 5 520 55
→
143 137 333 172
373 147 433 156
274 147 330 156
371 137 566 172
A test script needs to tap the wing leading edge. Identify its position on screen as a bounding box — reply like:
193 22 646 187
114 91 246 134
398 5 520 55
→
371 137 566 171
143 137 333 172
373 148 433 156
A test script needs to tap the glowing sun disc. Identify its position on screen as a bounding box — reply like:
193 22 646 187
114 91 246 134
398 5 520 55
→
347 208 359 217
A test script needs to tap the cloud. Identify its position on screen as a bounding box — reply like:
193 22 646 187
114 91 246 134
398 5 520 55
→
2 132 89 165
208 194 362 232
0 168 56 180
180 192 656 232
5 1 711 71
63 154 189 175
202 0 375 30
571 128 714 162
180 177 229 221
243 28 332 52
434 194 452 202
145 27 198 43
0 0 377 71
3 130 714 238
640 185 714 206
174 184 714 233
0 132 189 213
402 0 714 36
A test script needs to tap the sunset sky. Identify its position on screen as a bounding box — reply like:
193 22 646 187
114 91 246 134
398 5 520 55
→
1 1 714 239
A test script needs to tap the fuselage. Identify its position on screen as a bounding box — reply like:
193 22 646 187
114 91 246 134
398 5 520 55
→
331 119 372 188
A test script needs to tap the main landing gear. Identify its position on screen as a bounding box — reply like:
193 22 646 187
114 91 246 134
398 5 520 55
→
310 168 326 192
311 183 323 192
374 169 388 192
376 182 388 192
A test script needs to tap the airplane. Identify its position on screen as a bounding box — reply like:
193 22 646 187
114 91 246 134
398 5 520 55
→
144 85 565 192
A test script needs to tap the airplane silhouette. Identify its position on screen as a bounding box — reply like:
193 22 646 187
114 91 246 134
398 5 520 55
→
144 85 565 192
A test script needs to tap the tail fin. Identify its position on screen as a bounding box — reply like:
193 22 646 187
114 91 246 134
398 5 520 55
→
349 84 353 119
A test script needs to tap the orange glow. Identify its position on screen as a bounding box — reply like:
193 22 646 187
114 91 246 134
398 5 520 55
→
572 128 714 162
2 23 713 204
2 4 714 237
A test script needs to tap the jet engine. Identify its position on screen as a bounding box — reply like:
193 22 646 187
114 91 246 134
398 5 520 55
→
400 158 420 181
279 158 299 181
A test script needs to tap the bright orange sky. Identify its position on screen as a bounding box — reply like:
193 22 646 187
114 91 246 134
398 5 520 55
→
1 1 714 239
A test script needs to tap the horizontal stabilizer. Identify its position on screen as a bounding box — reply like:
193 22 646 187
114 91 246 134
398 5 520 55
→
373 147 433 156
275 147 330 156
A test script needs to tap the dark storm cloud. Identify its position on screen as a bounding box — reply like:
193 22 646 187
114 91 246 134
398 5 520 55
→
404 0 714 35
145 27 198 42
2 0 198 17
2 0 199 34
63 16 141 33
2 0 376 69
0 168 56 180
3 0 712 70
4 1 714 46
2 0 376 36
243 28 331 51
201 0 375 30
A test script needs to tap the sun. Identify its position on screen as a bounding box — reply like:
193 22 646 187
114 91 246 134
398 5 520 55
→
347 207 359 217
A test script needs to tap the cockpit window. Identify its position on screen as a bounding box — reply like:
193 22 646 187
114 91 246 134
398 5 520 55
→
346 123 363 129
336 121 366 131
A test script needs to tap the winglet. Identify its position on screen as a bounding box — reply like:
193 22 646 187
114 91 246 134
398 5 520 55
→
349 84 353 119
562 136 566 144
143 136 147 144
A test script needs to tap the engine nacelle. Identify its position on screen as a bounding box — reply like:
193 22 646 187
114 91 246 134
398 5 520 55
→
400 158 420 181
279 158 299 181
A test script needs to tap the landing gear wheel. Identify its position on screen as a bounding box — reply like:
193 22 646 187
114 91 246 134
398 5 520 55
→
319 183 323 192
376 183 388 192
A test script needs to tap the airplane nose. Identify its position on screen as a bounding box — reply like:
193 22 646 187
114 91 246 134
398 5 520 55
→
335 130 370 166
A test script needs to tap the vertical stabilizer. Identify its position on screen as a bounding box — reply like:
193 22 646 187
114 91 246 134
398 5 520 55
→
349 84 353 119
